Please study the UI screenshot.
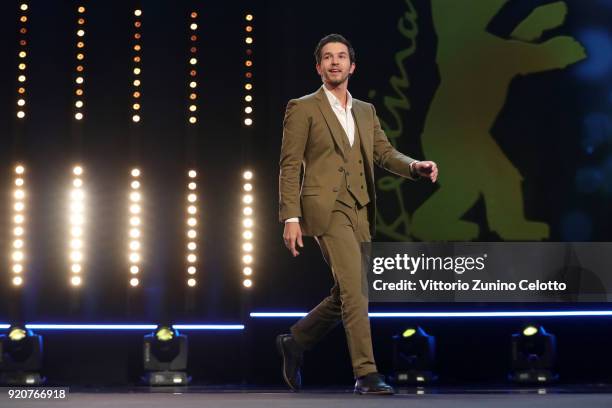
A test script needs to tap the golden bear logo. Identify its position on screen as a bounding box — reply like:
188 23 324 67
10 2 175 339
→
410 0 586 241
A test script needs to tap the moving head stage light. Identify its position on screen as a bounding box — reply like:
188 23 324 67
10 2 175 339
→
143 325 190 386
0 325 44 385
391 326 437 385
510 324 558 383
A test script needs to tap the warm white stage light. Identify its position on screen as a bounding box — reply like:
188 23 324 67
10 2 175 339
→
241 169 255 289
184 169 200 286
10 164 26 286
128 168 143 286
68 165 85 286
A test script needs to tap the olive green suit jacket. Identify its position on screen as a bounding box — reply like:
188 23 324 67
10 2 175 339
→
279 86 417 237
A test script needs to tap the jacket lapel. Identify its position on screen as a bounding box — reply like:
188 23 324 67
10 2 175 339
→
315 87 347 158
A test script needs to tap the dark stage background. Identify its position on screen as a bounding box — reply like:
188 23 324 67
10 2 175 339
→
0 0 612 385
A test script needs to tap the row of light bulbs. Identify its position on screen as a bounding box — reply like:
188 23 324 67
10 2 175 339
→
241 170 254 288
16 3 29 119
187 12 198 125
73 5 86 120
128 168 142 287
15 7 255 128
10 165 27 286
7 166 254 289
186 170 199 287
243 14 254 127
131 9 143 123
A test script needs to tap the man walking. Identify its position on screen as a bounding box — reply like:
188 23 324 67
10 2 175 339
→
277 33 438 394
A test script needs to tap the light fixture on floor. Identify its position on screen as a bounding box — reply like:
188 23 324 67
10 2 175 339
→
509 324 557 383
0 325 44 385
143 325 190 385
391 326 436 384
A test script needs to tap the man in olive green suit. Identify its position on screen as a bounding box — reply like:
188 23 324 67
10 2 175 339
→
277 34 438 394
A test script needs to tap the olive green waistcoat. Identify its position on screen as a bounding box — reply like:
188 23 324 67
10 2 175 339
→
336 121 370 208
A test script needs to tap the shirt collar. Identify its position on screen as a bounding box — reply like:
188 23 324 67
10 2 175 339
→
323 85 352 110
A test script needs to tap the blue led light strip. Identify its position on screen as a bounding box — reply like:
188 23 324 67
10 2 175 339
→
250 311 612 318
0 324 244 331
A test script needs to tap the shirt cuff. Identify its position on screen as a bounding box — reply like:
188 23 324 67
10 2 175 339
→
285 217 300 223
409 160 420 178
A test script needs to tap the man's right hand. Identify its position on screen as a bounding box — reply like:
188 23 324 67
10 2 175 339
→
283 221 304 257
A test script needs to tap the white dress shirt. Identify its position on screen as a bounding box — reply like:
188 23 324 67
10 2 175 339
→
323 86 355 147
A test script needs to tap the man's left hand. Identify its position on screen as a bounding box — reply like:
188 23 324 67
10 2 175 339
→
414 161 438 183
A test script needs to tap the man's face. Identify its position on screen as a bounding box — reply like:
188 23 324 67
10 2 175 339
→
316 42 355 87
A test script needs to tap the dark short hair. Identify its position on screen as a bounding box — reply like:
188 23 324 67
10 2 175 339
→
314 34 356 65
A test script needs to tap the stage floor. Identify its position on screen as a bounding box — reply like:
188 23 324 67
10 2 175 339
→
2 386 612 408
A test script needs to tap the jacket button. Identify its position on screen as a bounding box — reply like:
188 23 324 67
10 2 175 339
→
361 185 364 189
360 172 363 176
333 187 339 192
338 167 344 172
358 160 362 164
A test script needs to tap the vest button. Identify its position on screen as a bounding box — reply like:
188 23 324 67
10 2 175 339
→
358 160 362 164
338 167 344 172
360 172 363 176
361 185 364 189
